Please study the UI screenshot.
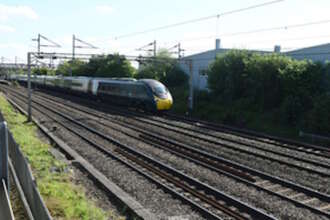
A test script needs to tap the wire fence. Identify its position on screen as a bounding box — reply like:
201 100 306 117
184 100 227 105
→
0 120 14 220
0 112 52 220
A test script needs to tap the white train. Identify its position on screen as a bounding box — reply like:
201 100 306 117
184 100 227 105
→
10 74 173 111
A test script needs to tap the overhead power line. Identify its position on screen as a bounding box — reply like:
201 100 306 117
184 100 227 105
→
32 34 61 53
115 0 285 39
166 18 330 44
235 34 330 45
72 35 98 59
221 19 330 37
136 41 157 57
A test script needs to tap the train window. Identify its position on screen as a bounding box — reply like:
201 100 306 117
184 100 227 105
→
141 80 168 99
133 85 148 99
149 81 167 95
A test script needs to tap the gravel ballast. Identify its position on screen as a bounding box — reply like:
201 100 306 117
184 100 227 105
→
8 92 206 220
4 86 330 219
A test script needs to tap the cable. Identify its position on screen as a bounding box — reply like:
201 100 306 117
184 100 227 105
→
222 19 330 37
235 34 330 45
115 0 285 39
164 19 330 44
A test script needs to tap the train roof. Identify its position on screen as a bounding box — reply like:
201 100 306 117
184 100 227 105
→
93 77 137 81
13 75 164 86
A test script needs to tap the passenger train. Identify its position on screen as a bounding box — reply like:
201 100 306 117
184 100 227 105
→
10 75 173 111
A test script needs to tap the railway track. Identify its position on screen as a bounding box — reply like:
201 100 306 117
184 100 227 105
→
2 86 330 218
108 112 330 174
34 88 330 157
24 88 330 178
34 88 330 160
29 88 330 166
2 87 277 219
163 113 330 158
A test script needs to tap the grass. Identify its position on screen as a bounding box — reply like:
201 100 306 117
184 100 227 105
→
0 94 124 220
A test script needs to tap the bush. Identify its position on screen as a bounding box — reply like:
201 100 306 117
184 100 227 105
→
304 94 330 135
135 65 157 79
56 60 86 76
32 67 50 75
280 95 304 125
56 54 135 78
208 50 249 102
160 65 188 87
135 49 188 87
206 50 330 132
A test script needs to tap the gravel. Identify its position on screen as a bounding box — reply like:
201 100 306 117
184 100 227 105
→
20 89 330 220
112 117 330 194
8 91 206 220
6 86 330 219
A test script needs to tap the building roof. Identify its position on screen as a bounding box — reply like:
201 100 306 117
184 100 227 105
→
284 42 330 54
181 47 273 60
179 42 330 63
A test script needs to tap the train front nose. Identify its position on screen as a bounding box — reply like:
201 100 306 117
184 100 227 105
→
156 94 173 110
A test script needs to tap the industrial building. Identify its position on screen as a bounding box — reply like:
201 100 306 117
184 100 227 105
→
285 43 330 63
179 40 330 90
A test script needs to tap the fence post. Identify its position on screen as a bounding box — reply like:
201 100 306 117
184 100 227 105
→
0 122 9 192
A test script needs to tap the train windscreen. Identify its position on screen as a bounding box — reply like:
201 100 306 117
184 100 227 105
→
144 80 168 98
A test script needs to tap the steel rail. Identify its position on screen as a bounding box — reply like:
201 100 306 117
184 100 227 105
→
30 87 330 159
5 90 275 220
4 86 330 218
164 113 330 157
20 88 330 178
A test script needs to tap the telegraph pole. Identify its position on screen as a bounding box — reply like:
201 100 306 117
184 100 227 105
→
32 33 61 56
37 33 41 54
27 52 32 122
72 34 75 60
72 34 98 60
167 43 184 58
153 40 157 57
136 41 157 57
71 35 98 76
178 43 182 58
187 59 194 113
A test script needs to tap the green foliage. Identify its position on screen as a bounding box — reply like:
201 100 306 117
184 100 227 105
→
304 94 330 135
86 54 135 77
55 54 136 78
135 49 188 86
205 50 330 134
162 64 188 87
32 67 50 75
135 65 158 79
0 95 122 220
208 50 249 102
56 59 86 76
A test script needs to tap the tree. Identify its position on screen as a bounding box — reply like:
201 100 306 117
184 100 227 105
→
32 67 49 75
56 59 86 76
55 54 136 78
135 48 188 86
92 54 135 77
207 49 330 130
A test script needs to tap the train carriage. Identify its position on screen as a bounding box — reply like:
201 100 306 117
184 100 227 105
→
94 79 156 110
11 75 173 111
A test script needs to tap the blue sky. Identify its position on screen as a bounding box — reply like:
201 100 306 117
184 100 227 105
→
1 0 330 63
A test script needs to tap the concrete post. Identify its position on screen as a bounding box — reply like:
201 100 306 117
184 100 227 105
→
0 122 9 192
27 52 32 122
188 59 194 113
